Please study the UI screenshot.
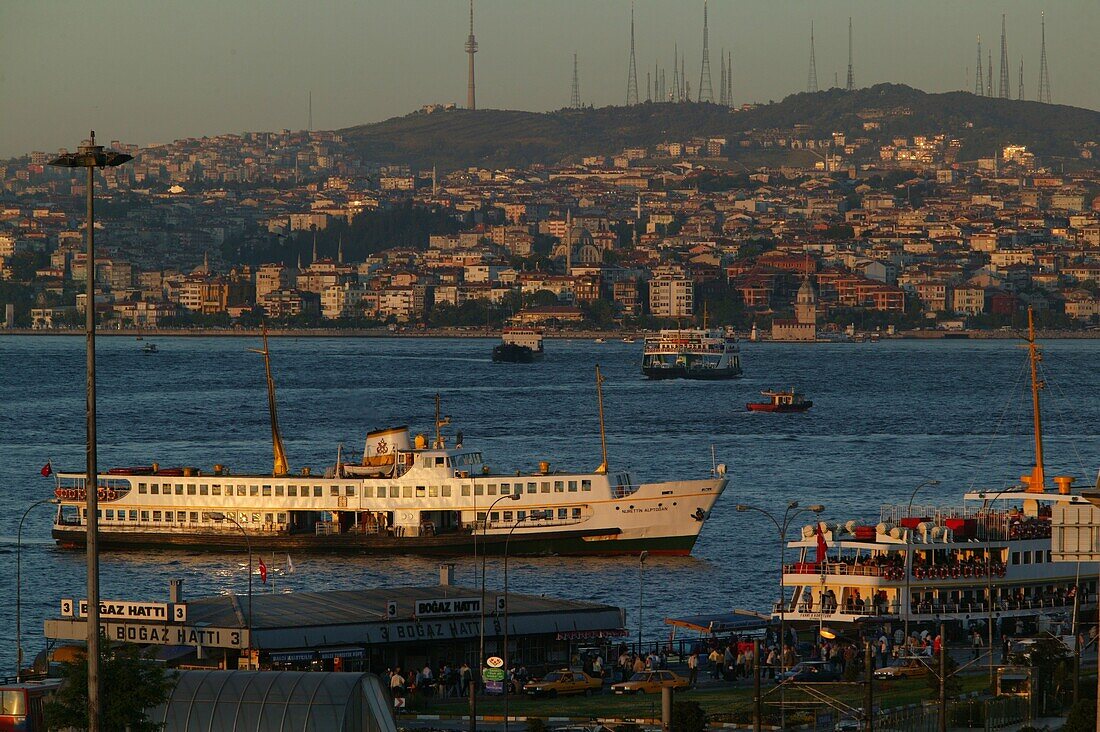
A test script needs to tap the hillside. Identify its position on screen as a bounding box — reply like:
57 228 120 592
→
339 84 1100 171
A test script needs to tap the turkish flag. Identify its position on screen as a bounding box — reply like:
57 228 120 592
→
41 462 52 477
815 523 828 565
258 557 268 584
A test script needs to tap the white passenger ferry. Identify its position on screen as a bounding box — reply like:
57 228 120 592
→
775 310 1098 632
50 339 727 556
641 327 742 380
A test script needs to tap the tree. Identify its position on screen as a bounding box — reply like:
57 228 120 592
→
670 700 707 732
44 642 176 732
924 650 961 700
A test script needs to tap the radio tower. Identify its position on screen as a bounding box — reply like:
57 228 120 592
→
626 3 639 105
1017 58 1025 100
719 48 727 106
998 14 1010 98
570 53 581 108
698 1 714 103
726 51 733 107
975 36 984 95
672 45 680 102
1037 12 1051 103
845 17 854 91
465 0 477 110
807 21 819 93
987 50 993 99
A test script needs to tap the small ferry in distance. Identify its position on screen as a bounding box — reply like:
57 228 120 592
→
492 328 543 363
642 327 742 380
142 343 158 354
49 335 727 556
747 389 813 413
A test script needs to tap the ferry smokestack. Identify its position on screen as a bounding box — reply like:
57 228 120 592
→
440 563 455 586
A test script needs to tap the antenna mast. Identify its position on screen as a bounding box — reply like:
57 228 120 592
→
975 36 984 96
845 17 854 91
626 2 639 105
595 365 608 475
698 0 713 103
249 325 289 477
807 21 819 93
1037 11 1051 103
465 0 478 110
1026 307 1046 493
998 14 1010 98
570 53 581 108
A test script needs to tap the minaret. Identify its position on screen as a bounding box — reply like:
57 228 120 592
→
807 21 819 93
626 2 639 105
998 14 1010 98
975 35 984 96
465 0 478 110
845 17 854 91
337 237 343 264
1037 11 1051 103
698 0 714 103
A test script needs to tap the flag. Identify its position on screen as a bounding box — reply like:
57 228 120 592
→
286 554 294 574
258 557 268 584
41 461 52 478
815 523 828 564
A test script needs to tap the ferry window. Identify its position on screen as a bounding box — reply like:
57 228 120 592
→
376 486 385 498
541 482 550 494
329 486 339 497
151 484 159 495
213 485 221 495
1047 551 1052 562
488 485 497 496
442 485 452 497
313 486 322 497
138 483 147 494
389 486 399 498
129 510 137 521
581 480 592 491
175 484 184 495
554 481 564 492
140 511 149 521
475 484 484 496
1012 552 1020 565
568 480 578 492
187 484 197 495
153 511 162 521
200 485 209 496
82 509 87 519
1035 552 1043 564
247 485 257 497
274 486 283 497
105 510 114 520
501 483 510 495
263 485 272 497
236 486 246 496
429 486 439 497
345 486 354 497
572 507 582 519
252 512 260 523
503 511 513 522
461 485 471 496
527 482 537 494
558 508 568 519
278 513 286 523
1023 551 1032 564
517 510 526 520
490 511 499 522
402 486 413 498
190 512 199 523
289 486 298 497
416 486 426 497
435 457 445 466
176 511 186 522
476 512 486 522
265 513 273 524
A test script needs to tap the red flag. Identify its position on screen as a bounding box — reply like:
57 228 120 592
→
258 557 268 584
815 523 828 564
41 462 52 477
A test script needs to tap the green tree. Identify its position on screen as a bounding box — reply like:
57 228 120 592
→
670 699 707 732
44 643 176 732
924 651 961 701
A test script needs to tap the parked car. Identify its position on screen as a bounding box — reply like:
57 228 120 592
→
873 657 931 679
523 669 603 698
611 670 690 695
775 661 841 683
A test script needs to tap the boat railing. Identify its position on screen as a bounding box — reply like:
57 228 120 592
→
910 596 1073 615
777 601 901 617
784 562 898 578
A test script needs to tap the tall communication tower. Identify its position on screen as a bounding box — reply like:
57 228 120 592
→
726 52 733 107
465 0 478 110
672 45 680 102
571 53 581 108
1037 12 1051 103
987 50 993 99
698 1 714 103
719 48 727 106
1017 58 1025 101
807 21 819 93
626 3 639 105
975 36 984 96
998 15 1010 98
845 17 854 91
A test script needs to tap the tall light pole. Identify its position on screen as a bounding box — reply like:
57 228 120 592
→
48 133 132 732
904 479 941 645
476 492 520 730
503 515 530 732
16 498 57 678
206 512 253 666
736 501 825 729
976 487 1015 688
638 551 649 656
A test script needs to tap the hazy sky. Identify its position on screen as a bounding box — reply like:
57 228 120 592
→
2 1 1097 159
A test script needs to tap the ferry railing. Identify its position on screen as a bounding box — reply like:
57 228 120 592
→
909 597 1074 615
783 562 899 578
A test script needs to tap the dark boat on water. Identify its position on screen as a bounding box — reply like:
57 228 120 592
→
492 328 544 363
746 389 813 413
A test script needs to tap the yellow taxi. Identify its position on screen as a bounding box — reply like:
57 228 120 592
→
523 669 603 697
611 669 690 695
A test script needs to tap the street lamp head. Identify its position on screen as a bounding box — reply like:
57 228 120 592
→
787 500 799 509
205 511 227 521
639 550 649 563
928 480 941 487
509 492 521 501
736 504 750 512
809 504 825 513
819 627 837 640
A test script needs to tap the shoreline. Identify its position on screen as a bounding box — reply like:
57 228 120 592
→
1 327 1099 340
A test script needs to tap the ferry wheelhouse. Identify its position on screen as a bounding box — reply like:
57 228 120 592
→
641 327 742 380
50 341 727 556
776 310 1098 633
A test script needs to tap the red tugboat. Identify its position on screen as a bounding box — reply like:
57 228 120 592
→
746 389 813 413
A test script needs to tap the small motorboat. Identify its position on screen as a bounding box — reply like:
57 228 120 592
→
142 343 159 354
622 336 636 343
594 338 605 344
746 389 812 413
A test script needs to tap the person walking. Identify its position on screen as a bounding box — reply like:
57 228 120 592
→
708 647 722 679
687 650 699 688
971 630 982 660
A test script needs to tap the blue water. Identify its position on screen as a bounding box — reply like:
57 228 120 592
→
0 335 1097 673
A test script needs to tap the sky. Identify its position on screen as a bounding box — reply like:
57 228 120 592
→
1 0 1098 159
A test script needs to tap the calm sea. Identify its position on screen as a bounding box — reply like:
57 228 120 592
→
0 335 1097 672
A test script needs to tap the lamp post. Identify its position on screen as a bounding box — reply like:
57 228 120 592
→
503 514 530 732
976 487 1016 688
904 479 941 647
736 501 825 729
16 498 57 678
476 492 521 729
638 550 649 656
48 133 132 732
206 512 252 666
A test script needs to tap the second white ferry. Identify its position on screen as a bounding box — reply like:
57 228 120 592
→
641 327 743 380
49 337 727 556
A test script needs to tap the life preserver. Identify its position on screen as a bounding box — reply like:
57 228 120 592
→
998 565 1006 578
951 567 960 578
963 566 973 578
106 489 116 501
915 567 925 579
97 488 106 500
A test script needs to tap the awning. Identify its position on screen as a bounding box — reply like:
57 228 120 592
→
269 647 366 662
555 629 629 641
664 613 769 634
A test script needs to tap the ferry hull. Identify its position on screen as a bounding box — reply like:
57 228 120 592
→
643 366 742 380
52 526 698 556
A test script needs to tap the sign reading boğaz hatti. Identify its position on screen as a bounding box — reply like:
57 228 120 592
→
100 622 247 649
414 597 481 618
68 599 186 623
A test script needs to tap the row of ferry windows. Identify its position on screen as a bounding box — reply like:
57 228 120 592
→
84 508 287 524
134 480 594 499
480 508 582 522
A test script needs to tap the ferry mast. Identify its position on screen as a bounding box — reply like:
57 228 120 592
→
1025 307 1046 493
250 326 289 477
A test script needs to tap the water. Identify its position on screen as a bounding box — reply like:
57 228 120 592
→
0 335 1097 673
